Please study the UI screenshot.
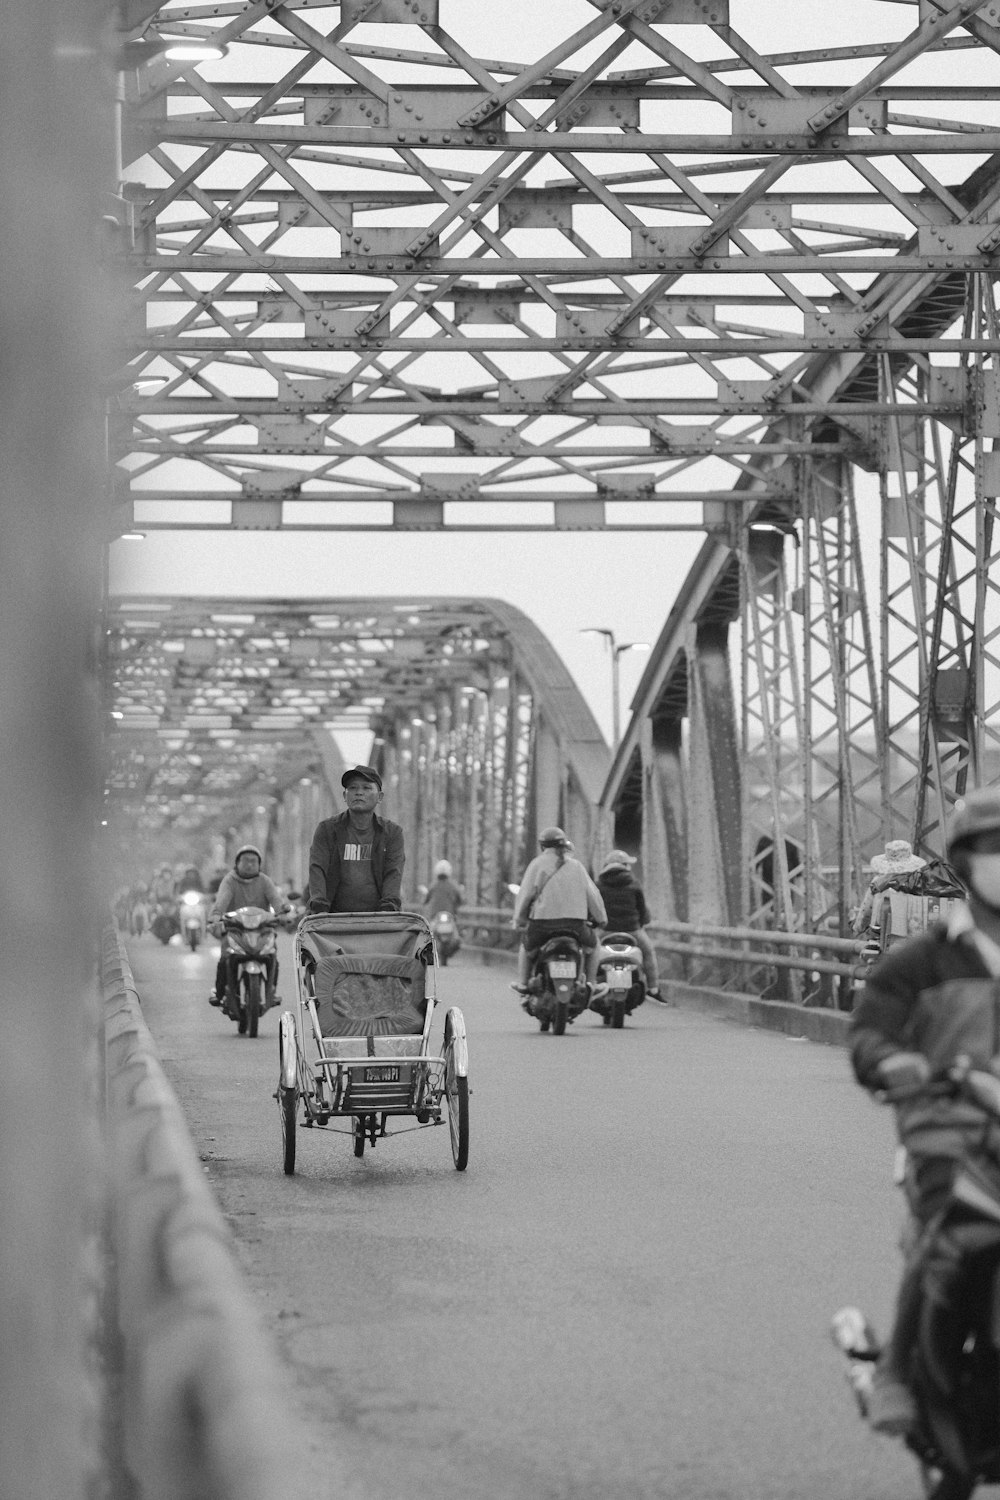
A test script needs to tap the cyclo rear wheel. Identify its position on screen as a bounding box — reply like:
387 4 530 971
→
444 1009 470 1171
353 1116 366 1157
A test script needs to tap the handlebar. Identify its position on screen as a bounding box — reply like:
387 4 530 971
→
879 1055 1000 1118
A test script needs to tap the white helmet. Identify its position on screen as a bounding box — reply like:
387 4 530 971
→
433 860 452 879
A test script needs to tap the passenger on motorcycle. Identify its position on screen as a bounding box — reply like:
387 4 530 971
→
510 827 607 1002
595 849 663 1001
848 789 1000 1436
307 765 405 914
207 845 291 1011
425 859 463 917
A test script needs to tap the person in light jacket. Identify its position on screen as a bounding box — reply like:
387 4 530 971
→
511 826 606 998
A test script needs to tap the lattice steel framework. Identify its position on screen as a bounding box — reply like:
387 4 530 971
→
104 0 1000 929
102 595 606 899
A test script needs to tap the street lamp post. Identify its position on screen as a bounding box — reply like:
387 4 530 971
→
581 628 651 751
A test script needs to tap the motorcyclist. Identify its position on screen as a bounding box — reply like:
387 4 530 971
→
208 845 291 1013
847 790 1000 1436
595 849 663 1001
510 827 607 1002
425 859 463 918
151 863 176 903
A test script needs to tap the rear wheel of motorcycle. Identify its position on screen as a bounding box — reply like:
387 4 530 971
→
353 1116 366 1157
611 998 626 1029
246 973 262 1038
552 998 568 1036
280 1086 297 1175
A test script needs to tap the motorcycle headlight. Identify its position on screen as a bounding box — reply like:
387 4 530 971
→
181 891 200 907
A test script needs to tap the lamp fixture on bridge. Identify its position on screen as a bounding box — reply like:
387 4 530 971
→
581 628 651 752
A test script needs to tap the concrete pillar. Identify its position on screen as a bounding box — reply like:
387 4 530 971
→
0 3 109 1496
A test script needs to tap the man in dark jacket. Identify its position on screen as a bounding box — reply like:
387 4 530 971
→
848 789 1000 1437
308 765 405 913
595 849 662 1000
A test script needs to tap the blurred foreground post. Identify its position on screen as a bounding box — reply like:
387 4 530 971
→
0 3 109 1497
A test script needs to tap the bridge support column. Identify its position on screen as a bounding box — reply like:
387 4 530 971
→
686 622 744 927
644 715 688 924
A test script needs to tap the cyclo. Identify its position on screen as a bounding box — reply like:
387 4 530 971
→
275 911 470 1174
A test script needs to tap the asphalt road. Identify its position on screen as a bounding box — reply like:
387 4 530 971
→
129 933 922 1500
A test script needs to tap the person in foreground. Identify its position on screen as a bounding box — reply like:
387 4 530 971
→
849 788 1000 1436
510 826 607 1001
208 845 291 1011
307 765 404 914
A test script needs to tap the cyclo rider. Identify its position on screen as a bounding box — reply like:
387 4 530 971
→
510 826 608 1005
849 787 1000 1435
208 845 291 1013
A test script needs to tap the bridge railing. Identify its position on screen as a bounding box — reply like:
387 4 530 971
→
457 908 866 1011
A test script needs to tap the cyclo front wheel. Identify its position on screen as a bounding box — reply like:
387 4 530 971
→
353 1116 366 1157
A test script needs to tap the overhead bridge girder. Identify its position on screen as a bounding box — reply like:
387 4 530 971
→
103 596 608 903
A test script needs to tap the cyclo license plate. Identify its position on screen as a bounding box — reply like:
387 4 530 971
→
547 960 577 978
363 1065 401 1083
608 967 632 989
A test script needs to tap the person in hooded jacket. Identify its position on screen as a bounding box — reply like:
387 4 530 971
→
207 845 291 1012
848 788 1000 1438
595 849 663 1000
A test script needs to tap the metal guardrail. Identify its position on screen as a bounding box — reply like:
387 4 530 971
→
457 908 866 1010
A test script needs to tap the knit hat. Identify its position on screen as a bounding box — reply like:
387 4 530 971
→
870 840 925 875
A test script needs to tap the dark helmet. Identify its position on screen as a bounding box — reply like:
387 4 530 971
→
947 788 1000 857
234 844 262 866
539 826 570 849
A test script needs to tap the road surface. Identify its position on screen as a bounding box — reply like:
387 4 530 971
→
129 934 919 1500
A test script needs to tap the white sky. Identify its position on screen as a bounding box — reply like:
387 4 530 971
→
109 527 701 745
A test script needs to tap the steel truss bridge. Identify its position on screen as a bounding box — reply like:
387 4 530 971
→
103 0 1000 930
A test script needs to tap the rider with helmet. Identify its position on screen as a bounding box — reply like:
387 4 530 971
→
425 859 463 918
207 845 291 1011
848 787 1000 1435
511 826 607 1001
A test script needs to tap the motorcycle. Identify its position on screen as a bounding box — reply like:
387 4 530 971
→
523 930 590 1036
179 888 207 950
430 909 461 965
150 899 179 945
832 1059 1000 1499
218 905 280 1038
590 930 646 1028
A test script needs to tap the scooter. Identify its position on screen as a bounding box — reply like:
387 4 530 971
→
179 888 207 950
590 931 646 1028
430 909 461 965
219 906 280 1038
523 931 590 1036
832 1059 1000 1499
